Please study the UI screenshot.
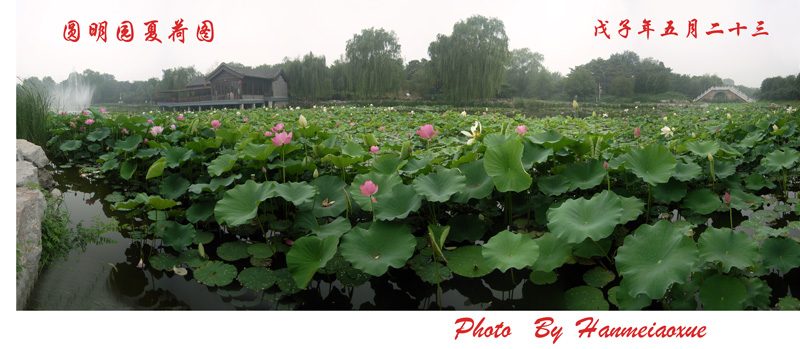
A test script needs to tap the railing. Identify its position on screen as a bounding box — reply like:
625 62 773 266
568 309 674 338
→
693 86 756 102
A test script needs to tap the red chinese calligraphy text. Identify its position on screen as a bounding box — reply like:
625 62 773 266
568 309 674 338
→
63 20 80 42
89 21 108 42
144 20 162 43
196 20 214 42
168 18 188 43
638 19 654 39
117 21 134 42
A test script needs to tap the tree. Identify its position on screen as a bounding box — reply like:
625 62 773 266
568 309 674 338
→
345 27 404 99
506 48 544 98
283 52 332 101
428 15 510 101
564 69 596 101
611 76 634 97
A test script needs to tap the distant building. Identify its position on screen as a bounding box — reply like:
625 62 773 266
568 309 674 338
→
156 63 289 110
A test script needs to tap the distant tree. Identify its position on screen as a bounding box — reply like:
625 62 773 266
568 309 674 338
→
759 75 800 101
158 66 200 91
428 15 510 101
344 27 404 98
404 59 432 97
283 52 332 101
505 48 544 98
611 76 634 97
564 69 596 102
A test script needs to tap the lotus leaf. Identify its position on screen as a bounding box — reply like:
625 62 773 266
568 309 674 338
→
560 160 605 191
530 233 572 272
237 267 277 291
214 180 276 226
699 274 746 310
699 227 759 272
563 286 609 310
546 190 622 244
624 144 676 185
275 181 316 206
481 230 539 273
447 245 493 277
760 238 800 274
583 267 616 288
216 241 250 261
194 261 238 287
207 154 237 176
483 138 532 192
339 221 416 276
412 167 467 202
153 220 196 250
452 160 495 203
683 189 721 215
287 235 339 288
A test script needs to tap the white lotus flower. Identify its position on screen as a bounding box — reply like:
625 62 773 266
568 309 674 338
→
461 121 482 145
660 126 674 137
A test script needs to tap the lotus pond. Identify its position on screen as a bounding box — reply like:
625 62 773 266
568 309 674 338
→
33 103 800 310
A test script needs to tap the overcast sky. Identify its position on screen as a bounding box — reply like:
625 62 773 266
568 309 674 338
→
14 0 800 88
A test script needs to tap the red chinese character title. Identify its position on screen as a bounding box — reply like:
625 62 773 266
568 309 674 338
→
594 19 768 39
63 19 214 43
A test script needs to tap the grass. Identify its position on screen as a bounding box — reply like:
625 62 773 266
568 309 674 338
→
16 83 53 148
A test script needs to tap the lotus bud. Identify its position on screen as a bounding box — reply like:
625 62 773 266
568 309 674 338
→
726 113 731 119
692 132 696 138
634 127 641 138
773 124 778 131
707 153 713 161
663 116 668 122
198 243 206 259
298 114 308 128
313 168 319 179
592 111 596 117
603 161 609 171
724 192 732 205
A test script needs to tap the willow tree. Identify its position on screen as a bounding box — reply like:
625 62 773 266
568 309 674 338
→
283 52 333 101
428 15 510 101
345 28 404 99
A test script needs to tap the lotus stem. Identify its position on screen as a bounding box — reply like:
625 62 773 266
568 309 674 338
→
646 182 651 224
433 253 442 310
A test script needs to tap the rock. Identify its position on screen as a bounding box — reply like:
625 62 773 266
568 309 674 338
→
16 139 50 168
17 187 45 310
38 168 56 190
16 161 38 187
51 188 62 198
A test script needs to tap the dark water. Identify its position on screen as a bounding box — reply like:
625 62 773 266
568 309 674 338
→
27 166 799 310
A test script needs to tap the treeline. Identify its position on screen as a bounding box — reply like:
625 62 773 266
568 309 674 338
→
19 14 798 105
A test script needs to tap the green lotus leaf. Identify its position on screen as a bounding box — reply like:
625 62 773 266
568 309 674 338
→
120 160 137 180
103 191 125 203
86 127 111 142
412 167 467 202
563 286 609 310
529 270 558 285
728 188 762 210
547 190 623 244
530 233 572 272
452 159 495 203
672 159 702 182
583 267 616 288
207 154 237 177
115 135 141 152
607 285 652 310
238 142 274 161
287 235 339 288
323 154 359 169
178 249 208 268
237 267 277 291
741 277 772 310
521 142 553 168
217 241 250 261
713 160 737 179
561 160 605 191
427 224 450 262
87 143 101 153
336 265 371 287
446 245 493 277
777 297 800 310
371 154 407 175
483 133 514 147
153 220 196 250
446 215 485 243
718 141 743 157
339 221 416 276
616 220 698 299
652 178 687 203
537 175 570 196
481 230 539 273
685 140 719 157
149 253 180 271
186 201 215 223
275 181 316 206
750 209 780 224
699 227 759 273
134 148 160 159
145 158 167 179
295 212 352 238
162 147 195 168
247 242 275 259
98 158 119 173
411 258 451 284
341 141 365 157
625 144 676 185
760 238 800 274
214 180 276 226
369 184 421 221
528 130 572 149
399 155 433 175
194 261 238 287
683 189 721 215
763 148 800 171
146 195 177 210
699 274 746 310
193 231 214 245
483 138 532 192
348 172 402 209
161 173 190 200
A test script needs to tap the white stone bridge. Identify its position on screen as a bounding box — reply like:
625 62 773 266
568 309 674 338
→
693 86 756 103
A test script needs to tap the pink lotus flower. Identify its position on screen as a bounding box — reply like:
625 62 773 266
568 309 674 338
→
603 161 609 170
85 119 95 125
147 119 153 124
406 133 412 137
144 138 148 143
121 128 129 134
271 131 293 146
170 124 176 130
379 126 386 130
517 125 527 136
243 117 248 122
150 126 164 137
634 127 641 138
271 123 284 133
370 146 380 154
79 126 84 132
211 120 221 129
285 238 294 246
69 121 75 127
137 258 145 269
349 122 355 126
82 110 90 115
360 180 379 203
724 192 732 205
100 108 107 115
178 114 184 121
264 131 273 137
415 124 438 141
